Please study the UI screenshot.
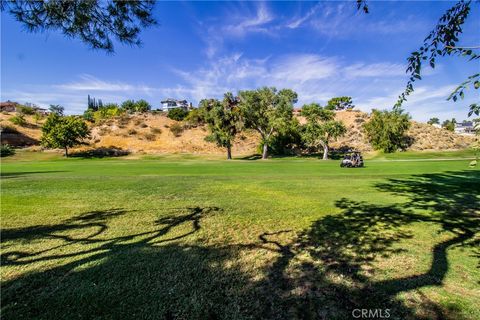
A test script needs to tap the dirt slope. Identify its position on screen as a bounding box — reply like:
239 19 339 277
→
0 110 475 154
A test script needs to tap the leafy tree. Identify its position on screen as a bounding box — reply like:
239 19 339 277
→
121 99 151 113
427 117 440 125
239 87 297 159
363 108 411 153
49 105 64 116
87 95 103 111
91 103 123 122
83 109 94 122
393 1 479 116
135 99 151 113
325 97 355 111
18 105 36 115
300 103 347 160
203 93 243 160
41 113 90 157
263 119 302 156
1 1 156 53
167 108 189 121
121 100 137 113
184 107 206 127
442 119 456 132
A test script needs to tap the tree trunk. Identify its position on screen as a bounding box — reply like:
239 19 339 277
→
64 147 69 157
322 144 328 160
227 145 232 160
262 143 268 160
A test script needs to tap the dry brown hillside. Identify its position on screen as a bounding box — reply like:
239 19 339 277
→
0 110 475 155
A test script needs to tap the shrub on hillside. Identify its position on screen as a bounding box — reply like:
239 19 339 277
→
0 144 15 157
167 108 189 121
150 127 162 134
144 133 156 141
169 123 184 137
9 114 26 126
18 106 36 115
184 108 205 127
118 115 131 125
33 113 43 124
121 99 151 113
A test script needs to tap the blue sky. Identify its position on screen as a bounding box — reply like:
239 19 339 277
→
1 1 479 121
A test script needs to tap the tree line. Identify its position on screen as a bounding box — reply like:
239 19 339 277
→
38 88 418 159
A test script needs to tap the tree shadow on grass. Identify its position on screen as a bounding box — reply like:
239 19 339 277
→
1 171 478 319
0 171 68 179
254 170 479 319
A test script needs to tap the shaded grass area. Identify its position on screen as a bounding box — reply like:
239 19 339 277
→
1 155 479 319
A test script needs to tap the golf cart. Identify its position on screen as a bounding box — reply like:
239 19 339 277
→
340 151 364 168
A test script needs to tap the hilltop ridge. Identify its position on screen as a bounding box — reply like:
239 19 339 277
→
0 110 475 155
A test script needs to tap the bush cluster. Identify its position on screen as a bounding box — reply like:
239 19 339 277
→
0 144 15 157
167 108 189 121
9 114 27 126
169 123 184 137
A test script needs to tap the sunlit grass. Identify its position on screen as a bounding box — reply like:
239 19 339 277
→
1 151 478 319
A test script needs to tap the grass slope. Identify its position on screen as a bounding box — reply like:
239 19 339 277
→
1 152 479 320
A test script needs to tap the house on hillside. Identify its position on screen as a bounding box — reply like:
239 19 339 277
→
32 107 49 115
0 101 20 112
454 121 475 135
160 99 192 112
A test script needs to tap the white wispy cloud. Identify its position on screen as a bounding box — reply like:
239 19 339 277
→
288 3 429 37
171 53 412 107
224 2 274 37
286 3 320 29
56 74 155 95
343 63 405 78
200 2 276 58
4 54 467 121
271 54 338 83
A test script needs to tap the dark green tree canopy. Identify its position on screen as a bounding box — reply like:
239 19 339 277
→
427 117 440 125
203 93 243 159
325 97 355 111
41 113 90 156
167 108 189 121
1 0 156 53
135 99 152 113
239 87 297 159
363 108 411 153
121 99 151 113
300 103 346 160
442 118 457 132
49 104 64 116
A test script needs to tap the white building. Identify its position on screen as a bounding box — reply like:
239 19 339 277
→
160 99 192 112
454 121 475 135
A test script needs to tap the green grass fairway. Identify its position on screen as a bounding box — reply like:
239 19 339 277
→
1 152 479 320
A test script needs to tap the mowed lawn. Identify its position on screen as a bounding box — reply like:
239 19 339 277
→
1 152 479 320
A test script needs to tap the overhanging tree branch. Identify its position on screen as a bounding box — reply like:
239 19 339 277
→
1 0 157 53
394 0 479 115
